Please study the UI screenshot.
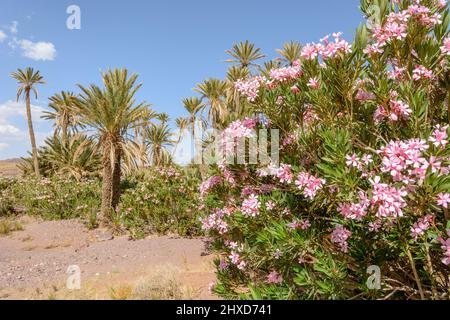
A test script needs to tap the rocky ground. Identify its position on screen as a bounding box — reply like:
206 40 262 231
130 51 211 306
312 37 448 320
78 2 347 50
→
0 216 217 300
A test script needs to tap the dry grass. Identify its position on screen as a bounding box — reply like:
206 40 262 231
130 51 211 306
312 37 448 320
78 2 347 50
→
0 219 24 236
110 266 196 300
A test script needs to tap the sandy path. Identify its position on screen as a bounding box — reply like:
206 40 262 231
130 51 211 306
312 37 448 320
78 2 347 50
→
0 217 217 300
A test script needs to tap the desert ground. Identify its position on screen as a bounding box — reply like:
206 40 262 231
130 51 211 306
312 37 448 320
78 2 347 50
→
0 160 216 300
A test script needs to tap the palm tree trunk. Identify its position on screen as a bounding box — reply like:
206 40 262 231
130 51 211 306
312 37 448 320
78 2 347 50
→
100 140 113 225
62 116 68 144
111 144 122 209
25 90 40 177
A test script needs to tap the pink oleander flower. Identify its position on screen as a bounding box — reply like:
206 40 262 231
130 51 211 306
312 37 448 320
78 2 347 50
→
378 139 429 183
303 105 319 126
412 65 434 81
200 175 223 197
441 36 450 55
361 154 373 166
410 214 433 240
439 0 448 8
438 230 450 265
201 208 229 234
437 193 450 209
267 270 283 284
270 61 302 83
295 172 326 200
235 76 266 102
345 153 360 168
338 202 368 221
266 200 275 211
274 163 294 184
388 66 407 81
301 43 319 60
370 176 407 218
241 194 261 217
307 77 320 89
331 225 352 253
355 88 376 101
221 119 256 156
291 85 300 94
218 258 229 270
429 125 448 148
274 249 282 259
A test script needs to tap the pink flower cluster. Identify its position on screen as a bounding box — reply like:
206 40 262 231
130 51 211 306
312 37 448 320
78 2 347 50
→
221 119 256 155
374 99 412 123
269 60 302 83
378 139 429 183
410 214 433 240
295 172 326 200
235 76 266 102
272 163 294 184
200 175 223 197
307 77 320 89
331 225 352 253
229 251 246 270
365 3 442 56
412 65 434 81
438 230 450 265
301 33 352 60
429 125 448 148
267 270 283 284
436 193 450 208
440 36 450 55
201 208 231 234
370 176 407 218
338 192 370 221
241 194 261 217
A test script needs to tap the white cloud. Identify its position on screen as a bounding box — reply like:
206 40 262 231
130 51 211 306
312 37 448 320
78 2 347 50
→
0 100 46 125
17 39 56 61
0 30 6 42
0 143 8 151
9 21 18 34
0 124 20 136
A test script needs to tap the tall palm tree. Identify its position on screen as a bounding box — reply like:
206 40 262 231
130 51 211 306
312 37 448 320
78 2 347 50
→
11 68 45 177
173 117 188 158
276 41 302 66
43 91 81 143
157 112 170 124
225 40 265 69
182 97 204 137
77 68 148 224
145 123 176 166
195 78 227 127
225 66 251 117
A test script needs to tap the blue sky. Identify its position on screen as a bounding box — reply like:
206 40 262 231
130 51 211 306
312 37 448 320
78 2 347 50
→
0 0 364 160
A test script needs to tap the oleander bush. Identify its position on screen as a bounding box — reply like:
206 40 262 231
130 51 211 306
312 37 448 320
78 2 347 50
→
202 0 450 300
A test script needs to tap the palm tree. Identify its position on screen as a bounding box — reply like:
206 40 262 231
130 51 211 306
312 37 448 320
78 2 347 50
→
77 68 149 224
157 112 170 124
44 133 101 180
276 41 302 66
43 91 81 143
195 78 227 127
11 68 45 177
182 97 204 137
225 40 265 68
173 117 188 158
145 123 176 166
225 66 251 117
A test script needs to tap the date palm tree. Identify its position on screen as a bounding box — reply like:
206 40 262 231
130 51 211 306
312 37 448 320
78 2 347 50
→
225 40 265 69
146 123 176 166
276 41 302 66
43 91 81 143
182 97 204 137
195 78 227 127
77 68 149 224
11 68 45 177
